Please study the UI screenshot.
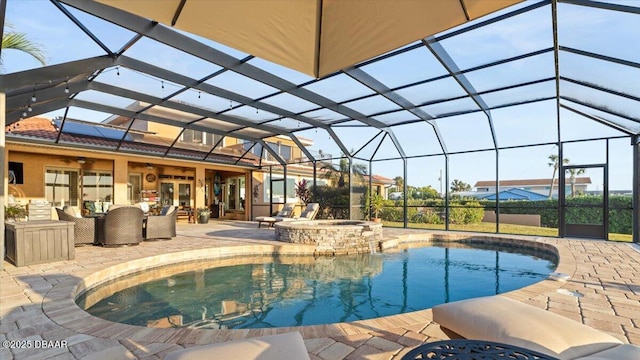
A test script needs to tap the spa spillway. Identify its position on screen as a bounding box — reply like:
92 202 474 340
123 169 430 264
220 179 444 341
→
274 220 383 255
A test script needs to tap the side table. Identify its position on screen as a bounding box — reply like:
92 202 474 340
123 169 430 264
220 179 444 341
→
402 339 558 360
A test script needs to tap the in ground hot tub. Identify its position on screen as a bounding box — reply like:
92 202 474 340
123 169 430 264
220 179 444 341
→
274 220 383 255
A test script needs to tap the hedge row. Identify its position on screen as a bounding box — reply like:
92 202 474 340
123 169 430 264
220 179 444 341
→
381 196 632 234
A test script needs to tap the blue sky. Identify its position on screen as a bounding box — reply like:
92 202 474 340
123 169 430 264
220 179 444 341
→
3 0 637 191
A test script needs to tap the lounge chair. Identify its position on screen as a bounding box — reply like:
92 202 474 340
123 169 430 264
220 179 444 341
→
280 202 320 222
144 205 177 240
429 295 640 360
55 206 96 246
164 331 310 360
255 203 296 228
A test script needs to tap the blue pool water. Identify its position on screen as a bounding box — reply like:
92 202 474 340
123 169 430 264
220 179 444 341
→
78 243 556 329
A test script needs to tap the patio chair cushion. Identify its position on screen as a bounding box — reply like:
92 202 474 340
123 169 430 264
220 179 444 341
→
298 202 320 220
163 332 309 360
160 205 175 215
574 344 640 360
63 205 81 218
256 203 297 227
432 295 623 360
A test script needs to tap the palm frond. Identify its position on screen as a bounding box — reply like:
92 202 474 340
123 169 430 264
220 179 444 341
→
2 31 47 66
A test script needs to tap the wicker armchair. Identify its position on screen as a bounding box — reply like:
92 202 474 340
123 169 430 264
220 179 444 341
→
144 205 177 240
55 207 97 246
97 206 144 246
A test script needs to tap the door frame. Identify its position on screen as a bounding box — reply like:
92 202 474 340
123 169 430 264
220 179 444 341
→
560 163 608 240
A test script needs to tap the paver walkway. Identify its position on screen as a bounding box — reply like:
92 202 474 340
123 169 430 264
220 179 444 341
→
1 221 639 359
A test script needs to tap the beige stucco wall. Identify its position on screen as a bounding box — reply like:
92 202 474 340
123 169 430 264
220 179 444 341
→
6 142 250 220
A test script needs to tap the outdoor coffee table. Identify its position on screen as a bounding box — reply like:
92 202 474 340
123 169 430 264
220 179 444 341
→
402 339 558 360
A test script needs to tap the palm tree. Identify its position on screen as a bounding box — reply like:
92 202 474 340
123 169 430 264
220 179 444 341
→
1 23 46 67
547 154 569 199
450 179 471 192
320 158 367 188
393 176 404 192
567 168 586 197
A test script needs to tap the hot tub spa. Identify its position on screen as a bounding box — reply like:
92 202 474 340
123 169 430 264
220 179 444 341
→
274 220 383 255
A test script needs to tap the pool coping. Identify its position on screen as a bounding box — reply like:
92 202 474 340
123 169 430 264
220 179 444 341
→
41 233 576 345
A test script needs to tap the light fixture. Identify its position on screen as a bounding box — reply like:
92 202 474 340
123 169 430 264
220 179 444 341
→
64 81 70 94
27 105 32 112
198 91 201 99
77 157 86 164
116 66 120 76
31 93 36 102
161 80 164 89
146 163 154 170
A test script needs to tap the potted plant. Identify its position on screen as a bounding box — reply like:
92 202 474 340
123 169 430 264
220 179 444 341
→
197 208 210 224
5 203 28 222
370 193 384 223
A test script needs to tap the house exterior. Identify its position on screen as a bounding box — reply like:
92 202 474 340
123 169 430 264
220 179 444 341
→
455 188 550 201
5 115 391 221
474 177 592 198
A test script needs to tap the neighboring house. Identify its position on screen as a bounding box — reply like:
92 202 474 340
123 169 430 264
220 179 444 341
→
458 188 550 201
474 177 592 198
6 115 391 220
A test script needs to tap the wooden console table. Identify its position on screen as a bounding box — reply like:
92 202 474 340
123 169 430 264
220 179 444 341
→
4 221 75 267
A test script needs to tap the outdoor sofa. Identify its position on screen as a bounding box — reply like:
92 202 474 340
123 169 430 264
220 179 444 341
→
430 295 640 359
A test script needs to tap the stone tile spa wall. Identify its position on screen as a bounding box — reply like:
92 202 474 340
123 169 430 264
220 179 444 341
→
274 220 383 255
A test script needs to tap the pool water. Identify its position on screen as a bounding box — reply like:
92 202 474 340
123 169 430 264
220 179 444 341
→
78 243 556 329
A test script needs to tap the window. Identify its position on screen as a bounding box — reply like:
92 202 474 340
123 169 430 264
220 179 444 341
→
45 169 79 207
128 173 142 205
181 129 223 146
280 144 292 160
83 171 113 202
264 174 296 202
265 141 291 161
8 162 23 184
243 141 263 158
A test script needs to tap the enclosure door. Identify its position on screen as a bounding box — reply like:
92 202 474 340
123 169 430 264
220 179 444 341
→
561 164 607 240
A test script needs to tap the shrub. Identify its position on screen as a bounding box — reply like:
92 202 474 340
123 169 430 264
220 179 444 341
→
449 201 484 224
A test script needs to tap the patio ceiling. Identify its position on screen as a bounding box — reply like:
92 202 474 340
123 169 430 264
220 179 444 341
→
1 0 639 167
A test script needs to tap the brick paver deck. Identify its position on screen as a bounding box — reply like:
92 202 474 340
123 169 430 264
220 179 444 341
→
2 221 639 359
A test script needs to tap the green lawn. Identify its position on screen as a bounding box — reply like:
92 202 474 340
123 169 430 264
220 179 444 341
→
382 221 633 242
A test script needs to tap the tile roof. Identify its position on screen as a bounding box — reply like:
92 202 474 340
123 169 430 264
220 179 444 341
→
475 178 592 187
6 117 257 167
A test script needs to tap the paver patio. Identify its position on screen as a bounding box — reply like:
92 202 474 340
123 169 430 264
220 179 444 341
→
1 221 639 360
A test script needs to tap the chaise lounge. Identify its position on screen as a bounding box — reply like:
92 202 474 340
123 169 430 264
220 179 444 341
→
255 203 296 228
424 295 640 360
164 331 310 360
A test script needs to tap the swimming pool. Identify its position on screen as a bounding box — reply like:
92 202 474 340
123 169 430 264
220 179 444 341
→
78 242 556 329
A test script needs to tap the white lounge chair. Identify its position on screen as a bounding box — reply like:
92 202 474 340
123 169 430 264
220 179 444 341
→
164 331 310 360
255 203 296 228
279 202 320 222
430 296 640 360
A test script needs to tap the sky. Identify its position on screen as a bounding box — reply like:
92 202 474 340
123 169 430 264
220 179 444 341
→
2 0 638 191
